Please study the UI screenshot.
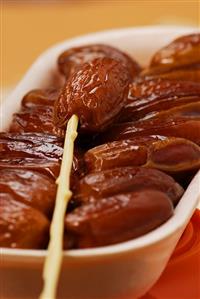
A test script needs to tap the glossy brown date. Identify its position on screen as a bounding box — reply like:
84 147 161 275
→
143 101 200 121
121 96 200 123
0 133 83 178
22 88 60 108
84 136 200 175
0 158 60 180
0 169 56 217
0 132 63 145
54 57 131 132
9 106 64 137
143 67 200 83
145 138 200 172
0 193 49 249
85 136 154 171
75 167 184 206
0 132 63 160
65 190 173 248
120 78 200 122
148 33 200 73
58 44 141 79
103 117 200 145
128 78 200 100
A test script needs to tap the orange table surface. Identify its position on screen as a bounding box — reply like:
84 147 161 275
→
141 210 200 299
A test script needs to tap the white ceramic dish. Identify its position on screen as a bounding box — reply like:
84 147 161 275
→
1 26 200 299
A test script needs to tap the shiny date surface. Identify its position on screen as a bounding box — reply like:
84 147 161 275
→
0 168 56 217
85 136 200 175
54 57 131 132
65 190 173 248
58 44 141 79
0 193 49 249
75 166 184 206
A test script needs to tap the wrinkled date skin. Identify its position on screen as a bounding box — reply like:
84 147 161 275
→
143 101 200 122
147 67 200 83
75 167 184 206
9 106 64 137
103 116 200 145
22 88 60 108
54 57 131 133
128 78 200 100
0 158 60 180
0 132 63 161
58 44 141 79
0 193 49 249
10 106 65 137
0 169 56 218
0 133 83 182
84 136 200 175
120 78 200 122
85 135 159 171
65 190 173 248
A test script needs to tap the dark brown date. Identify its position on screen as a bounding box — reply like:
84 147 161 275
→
141 34 200 82
145 138 200 172
9 106 64 137
102 117 200 145
0 158 60 180
120 78 200 122
0 133 63 161
58 44 141 79
144 67 200 83
85 136 154 171
0 169 56 217
54 57 131 133
149 33 200 72
143 101 200 121
0 132 63 145
75 167 184 206
128 78 200 100
65 190 173 248
0 193 49 249
22 88 60 108
0 133 82 179
84 136 200 175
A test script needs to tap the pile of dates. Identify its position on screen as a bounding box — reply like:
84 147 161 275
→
0 33 200 249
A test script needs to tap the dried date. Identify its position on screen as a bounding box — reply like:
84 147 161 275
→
120 78 200 122
65 190 173 248
0 158 60 180
22 88 60 108
84 136 200 175
0 169 56 217
54 57 131 132
150 34 200 70
0 132 63 161
102 117 200 145
58 44 141 78
75 166 184 206
0 193 49 249
10 106 64 137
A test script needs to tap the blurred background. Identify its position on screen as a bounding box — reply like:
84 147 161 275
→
1 0 199 93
